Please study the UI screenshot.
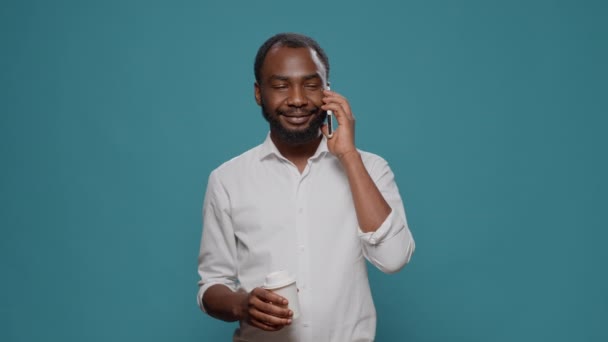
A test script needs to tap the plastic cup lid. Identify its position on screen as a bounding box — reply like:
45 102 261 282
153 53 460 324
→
263 270 296 290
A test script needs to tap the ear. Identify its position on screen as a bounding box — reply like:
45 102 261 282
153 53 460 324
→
254 82 262 106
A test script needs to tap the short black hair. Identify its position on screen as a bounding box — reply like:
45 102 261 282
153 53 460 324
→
254 32 330 84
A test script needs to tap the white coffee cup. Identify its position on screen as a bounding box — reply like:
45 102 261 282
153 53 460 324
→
263 270 300 319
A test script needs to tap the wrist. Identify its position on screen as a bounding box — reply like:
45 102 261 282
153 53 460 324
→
232 289 249 321
337 149 360 163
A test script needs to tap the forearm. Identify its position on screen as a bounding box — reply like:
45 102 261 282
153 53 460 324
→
202 284 247 322
339 151 392 233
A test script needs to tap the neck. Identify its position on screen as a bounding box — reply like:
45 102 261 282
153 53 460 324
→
270 131 322 165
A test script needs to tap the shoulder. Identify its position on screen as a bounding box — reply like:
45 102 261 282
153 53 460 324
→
209 143 264 182
358 148 390 170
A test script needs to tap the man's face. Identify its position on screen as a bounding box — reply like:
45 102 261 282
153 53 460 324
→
255 46 327 145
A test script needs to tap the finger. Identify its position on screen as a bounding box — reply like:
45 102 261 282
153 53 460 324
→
249 290 293 318
249 318 282 331
323 88 345 99
333 98 352 120
320 123 329 138
252 288 289 307
249 317 287 331
323 91 353 119
249 307 292 327
322 96 351 122
321 122 337 139
322 103 352 127
250 296 293 318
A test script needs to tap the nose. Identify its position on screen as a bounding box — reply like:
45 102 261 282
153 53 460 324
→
286 86 308 107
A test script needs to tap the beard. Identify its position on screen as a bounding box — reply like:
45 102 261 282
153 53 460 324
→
261 101 326 145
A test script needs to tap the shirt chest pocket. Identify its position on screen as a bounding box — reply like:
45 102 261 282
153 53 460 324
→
231 192 296 247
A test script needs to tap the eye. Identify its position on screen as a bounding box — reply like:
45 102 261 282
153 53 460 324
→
304 83 321 90
272 84 288 90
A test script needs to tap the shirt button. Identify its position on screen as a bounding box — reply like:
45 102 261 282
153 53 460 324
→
298 208 303 214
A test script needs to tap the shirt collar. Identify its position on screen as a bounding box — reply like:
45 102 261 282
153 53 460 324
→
259 132 330 161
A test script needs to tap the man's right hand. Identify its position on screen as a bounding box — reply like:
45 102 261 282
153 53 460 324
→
240 287 293 331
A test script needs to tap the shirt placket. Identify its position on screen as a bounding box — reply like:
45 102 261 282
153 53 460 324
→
294 160 313 339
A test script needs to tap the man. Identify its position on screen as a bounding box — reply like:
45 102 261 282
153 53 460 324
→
197 32 415 341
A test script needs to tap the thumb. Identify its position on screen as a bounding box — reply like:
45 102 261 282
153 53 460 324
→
320 123 329 138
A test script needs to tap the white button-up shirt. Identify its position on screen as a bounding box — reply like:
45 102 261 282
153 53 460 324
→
197 134 415 342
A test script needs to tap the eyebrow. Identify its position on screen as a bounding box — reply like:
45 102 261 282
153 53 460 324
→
269 75 289 81
269 73 322 82
303 73 322 81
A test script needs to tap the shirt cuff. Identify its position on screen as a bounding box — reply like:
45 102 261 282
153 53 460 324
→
357 209 403 245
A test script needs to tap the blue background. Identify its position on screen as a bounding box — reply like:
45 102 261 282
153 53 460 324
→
1 0 606 341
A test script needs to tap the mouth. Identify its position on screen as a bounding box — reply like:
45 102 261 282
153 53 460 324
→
283 114 313 125
279 108 318 126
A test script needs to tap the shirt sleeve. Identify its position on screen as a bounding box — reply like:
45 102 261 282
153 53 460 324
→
196 170 240 313
358 156 415 274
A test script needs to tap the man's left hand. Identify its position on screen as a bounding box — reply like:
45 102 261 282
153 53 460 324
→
321 89 358 160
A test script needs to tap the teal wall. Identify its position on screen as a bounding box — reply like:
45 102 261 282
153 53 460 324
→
2 0 606 341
